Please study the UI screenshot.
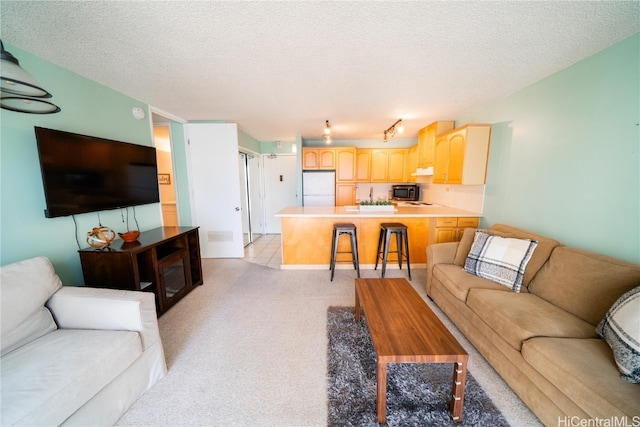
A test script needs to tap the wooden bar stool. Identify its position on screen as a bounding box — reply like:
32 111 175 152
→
330 223 360 281
375 222 411 280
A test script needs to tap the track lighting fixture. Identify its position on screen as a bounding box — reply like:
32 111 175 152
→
323 120 332 144
383 119 404 143
0 39 60 114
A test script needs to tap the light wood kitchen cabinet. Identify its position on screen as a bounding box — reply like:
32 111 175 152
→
335 147 356 182
406 145 418 183
336 183 356 206
302 148 335 170
433 124 491 185
429 217 480 244
433 134 449 183
356 149 371 182
370 148 407 183
370 149 389 182
417 121 455 168
388 149 407 182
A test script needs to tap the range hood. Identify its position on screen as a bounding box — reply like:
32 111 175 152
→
411 166 434 176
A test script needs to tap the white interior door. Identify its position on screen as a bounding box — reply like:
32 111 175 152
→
185 123 244 258
263 154 298 233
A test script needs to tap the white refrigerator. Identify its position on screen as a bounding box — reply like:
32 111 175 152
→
303 171 335 206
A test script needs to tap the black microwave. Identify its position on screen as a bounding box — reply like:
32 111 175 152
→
391 185 420 201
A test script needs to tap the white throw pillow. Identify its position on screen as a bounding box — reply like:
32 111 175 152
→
596 285 640 383
464 230 538 292
0 257 61 356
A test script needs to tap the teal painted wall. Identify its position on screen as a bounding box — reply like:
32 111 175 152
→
458 33 639 263
238 129 261 153
168 122 193 225
295 135 303 206
260 140 297 155
0 43 162 284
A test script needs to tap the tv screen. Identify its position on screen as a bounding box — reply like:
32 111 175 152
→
34 127 160 218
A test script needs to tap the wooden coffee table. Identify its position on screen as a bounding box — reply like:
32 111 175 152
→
355 278 469 423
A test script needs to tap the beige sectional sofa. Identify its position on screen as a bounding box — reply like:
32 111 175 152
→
1 257 167 426
426 224 640 426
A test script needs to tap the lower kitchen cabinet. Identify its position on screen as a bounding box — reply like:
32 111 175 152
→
429 217 479 244
78 226 203 316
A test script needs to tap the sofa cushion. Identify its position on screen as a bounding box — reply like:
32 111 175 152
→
522 337 640 419
453 227 477 266
433 264 509 302
464 230 538 292
1 329 142 426
466 289 597 351
454 224 561 289
596 286 640 383
529 246 640 326
0 257 62 356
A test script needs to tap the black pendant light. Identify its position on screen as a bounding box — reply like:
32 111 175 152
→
0 39 60 114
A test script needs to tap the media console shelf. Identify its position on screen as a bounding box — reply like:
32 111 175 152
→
79 226 202 316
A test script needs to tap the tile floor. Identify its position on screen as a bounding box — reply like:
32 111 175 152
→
243 234 282 269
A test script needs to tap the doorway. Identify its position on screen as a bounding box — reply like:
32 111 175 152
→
239 151 262 247
152 122 178 227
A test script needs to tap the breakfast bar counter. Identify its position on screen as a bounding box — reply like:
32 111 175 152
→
275 205 481 269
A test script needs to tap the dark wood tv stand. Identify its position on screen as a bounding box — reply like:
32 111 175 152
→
79 226 203 316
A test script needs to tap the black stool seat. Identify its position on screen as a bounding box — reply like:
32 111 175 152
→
375 222 411 280
330 223 360 281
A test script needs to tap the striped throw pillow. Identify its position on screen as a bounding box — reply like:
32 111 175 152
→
597 286 640 383
464 231 538 292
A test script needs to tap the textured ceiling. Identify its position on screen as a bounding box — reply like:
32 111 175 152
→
1 1 638 142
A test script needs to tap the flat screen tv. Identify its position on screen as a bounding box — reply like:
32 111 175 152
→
34 126 160 218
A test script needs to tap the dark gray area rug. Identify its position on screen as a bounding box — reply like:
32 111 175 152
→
327 306 509 426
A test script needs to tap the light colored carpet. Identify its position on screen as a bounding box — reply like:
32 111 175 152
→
116 258 543 426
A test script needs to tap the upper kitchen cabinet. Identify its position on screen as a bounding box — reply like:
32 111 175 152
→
356 149 372 182
370 149 407 183
433 124 491 185
406 145 418 183
370 149 389 182
417 121 455 168
302 148 335 170
388 149 407 182
335 147 356 182
336 183 356 206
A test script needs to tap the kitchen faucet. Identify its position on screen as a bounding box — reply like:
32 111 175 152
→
369 186 373 203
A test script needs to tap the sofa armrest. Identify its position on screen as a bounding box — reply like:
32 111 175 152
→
426 242 459 296
46 287 160 350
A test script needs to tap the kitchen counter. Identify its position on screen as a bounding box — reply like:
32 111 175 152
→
275 205 481 218
275 205 481 269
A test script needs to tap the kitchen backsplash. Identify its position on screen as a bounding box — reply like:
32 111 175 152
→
354 183 395 203
421 183 485 212
353 181 484 213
